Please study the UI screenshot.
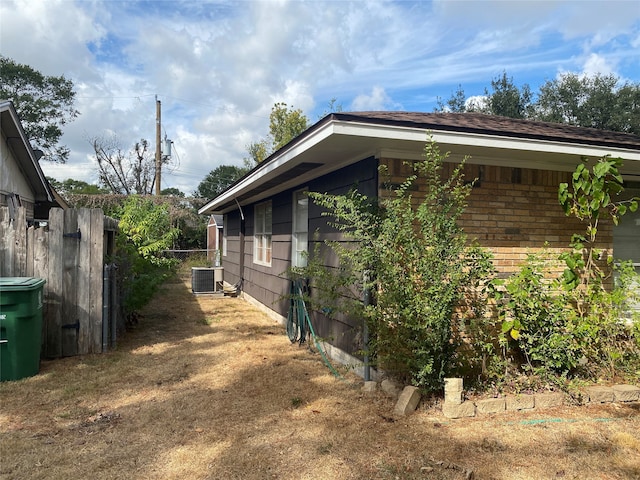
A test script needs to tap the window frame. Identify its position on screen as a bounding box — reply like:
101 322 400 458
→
222 214 227 257
291 189 309 268
253 201 272 267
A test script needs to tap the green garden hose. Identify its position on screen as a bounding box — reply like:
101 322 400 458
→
287 279 341 378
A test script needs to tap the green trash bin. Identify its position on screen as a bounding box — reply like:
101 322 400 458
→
0 277 46 381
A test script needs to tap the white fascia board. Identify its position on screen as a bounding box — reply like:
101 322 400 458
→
335 120 640 161
199 119 640 214
198 122 336 214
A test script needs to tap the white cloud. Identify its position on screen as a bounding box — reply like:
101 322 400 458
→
466 95 488 111
581 53 616 77
3 0 639 194
0 0 103 77
350 86 401 111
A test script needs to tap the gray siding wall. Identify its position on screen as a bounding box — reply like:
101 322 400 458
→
306 157 378 355
221 156 378 356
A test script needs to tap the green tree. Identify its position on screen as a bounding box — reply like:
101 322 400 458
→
435 85 468 113
194 164 248 199
244 102 310 167
47 177 108 197
0 55 78 163
114 196 180 313
485 71 533 119
434 74 532 118
161 187 185 197
269 102 309 150
244 139 269 166
534 73 640 134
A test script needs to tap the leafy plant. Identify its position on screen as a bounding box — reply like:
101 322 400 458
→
491 251 579 376
112 196 180 316
305 139 494 391
491 156 640 382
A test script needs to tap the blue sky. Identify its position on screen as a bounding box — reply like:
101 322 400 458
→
1 0 639 195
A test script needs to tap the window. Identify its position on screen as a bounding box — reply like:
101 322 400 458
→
292 190 308 268
254 202 272 266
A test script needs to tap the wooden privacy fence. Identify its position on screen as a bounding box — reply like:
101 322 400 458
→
0 206 119 358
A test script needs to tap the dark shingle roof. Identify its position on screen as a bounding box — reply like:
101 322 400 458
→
329 112 640 150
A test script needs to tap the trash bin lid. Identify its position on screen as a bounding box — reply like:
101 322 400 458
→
0 277 46 291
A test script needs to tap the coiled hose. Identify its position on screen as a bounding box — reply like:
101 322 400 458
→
287 279 341 378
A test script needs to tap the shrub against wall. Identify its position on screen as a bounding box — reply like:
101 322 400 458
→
492 157 640 383
305 139 493 392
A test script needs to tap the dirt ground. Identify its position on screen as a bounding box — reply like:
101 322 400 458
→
1 273 639 480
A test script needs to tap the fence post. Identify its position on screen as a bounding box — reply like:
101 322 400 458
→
46 208 64 358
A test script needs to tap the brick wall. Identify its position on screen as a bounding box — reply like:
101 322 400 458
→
380 158 614 277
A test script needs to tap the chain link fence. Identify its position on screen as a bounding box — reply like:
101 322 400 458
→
161 249 221 266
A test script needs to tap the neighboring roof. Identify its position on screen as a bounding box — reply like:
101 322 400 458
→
208 214 223 227
200 112 640 215
0 100 54 204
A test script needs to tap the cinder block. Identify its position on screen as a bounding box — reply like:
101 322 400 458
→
393 386 421 416
444 377 463 405
585 386 614 403
612 384 640 402
444 377 463 391
442 401 475 419
381 379 401 399
362 381 377 393
506 394 535 411
534 392 564 409
475 397 505 414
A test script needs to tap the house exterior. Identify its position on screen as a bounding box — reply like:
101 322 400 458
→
199 112 640 363
1 100 65 222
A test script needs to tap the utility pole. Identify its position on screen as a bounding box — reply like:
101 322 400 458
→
155 96 162 195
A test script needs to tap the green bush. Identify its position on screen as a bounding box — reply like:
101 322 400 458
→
489 157 640 383
112 196 180 317
305 139 494 391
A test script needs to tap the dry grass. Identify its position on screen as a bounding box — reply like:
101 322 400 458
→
1 273 639 480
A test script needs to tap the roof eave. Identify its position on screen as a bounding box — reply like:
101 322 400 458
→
198 114 640 215
1 101 54 203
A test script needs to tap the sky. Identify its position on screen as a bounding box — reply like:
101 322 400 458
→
1 0 639 196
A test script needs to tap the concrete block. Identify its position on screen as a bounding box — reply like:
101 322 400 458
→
585 386 614 403
444 377 463 391
381 379 401 399
362 381 378 393
612 384 640 402
475 397 505 414
506 394 535 411
393 386 422 416
442 401 475 419
444 377 464 405
534 392 564 409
